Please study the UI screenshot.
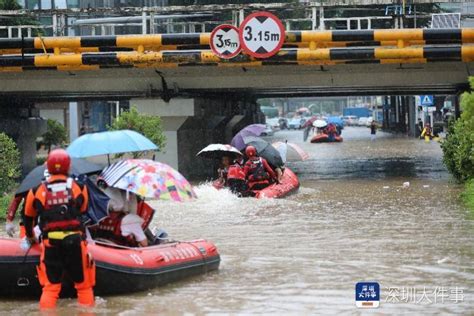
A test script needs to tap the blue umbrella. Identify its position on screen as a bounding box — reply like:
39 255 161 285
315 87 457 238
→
327 116 344 127
67 130 158 159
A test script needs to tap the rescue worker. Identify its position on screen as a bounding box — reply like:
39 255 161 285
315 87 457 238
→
227 157 248 197
243 146 277 191
421 122 433 140
5 194 25 237
24 149 95 309
326 123 338 141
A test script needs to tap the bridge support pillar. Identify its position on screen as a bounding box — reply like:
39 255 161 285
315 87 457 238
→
408 96 416 137
132 96 262 179
0 102 46 174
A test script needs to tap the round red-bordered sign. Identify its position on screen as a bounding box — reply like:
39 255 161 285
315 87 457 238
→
239 11 285 59
210 24 241 59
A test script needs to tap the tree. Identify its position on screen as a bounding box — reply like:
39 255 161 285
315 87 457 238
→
0 132 21 195
108 106 166 157
0 0 43 37
441 77 474 182
42 119 68 153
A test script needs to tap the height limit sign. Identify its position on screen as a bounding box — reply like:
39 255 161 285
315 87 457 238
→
239 11 285 59
210 24 241 59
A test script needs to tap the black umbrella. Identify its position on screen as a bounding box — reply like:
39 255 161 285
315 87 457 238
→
16 158 103 195
243 136 284 168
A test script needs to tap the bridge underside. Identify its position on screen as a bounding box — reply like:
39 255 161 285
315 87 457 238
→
0 61 472 101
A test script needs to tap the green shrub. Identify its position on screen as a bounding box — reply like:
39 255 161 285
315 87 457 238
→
108 106 166 157
463 179 474 212
42 119 68 153
0 133 20 195
441 77 474 182
0 194 12 221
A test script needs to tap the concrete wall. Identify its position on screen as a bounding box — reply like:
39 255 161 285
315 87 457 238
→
133 98 195 171
132 96 262 179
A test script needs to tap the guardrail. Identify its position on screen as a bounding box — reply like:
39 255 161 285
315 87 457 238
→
0 28 472 72
0 29 473 51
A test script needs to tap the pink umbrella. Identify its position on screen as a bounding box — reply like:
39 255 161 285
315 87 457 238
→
272 141 309 163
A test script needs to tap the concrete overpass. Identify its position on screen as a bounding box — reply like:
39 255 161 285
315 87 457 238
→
0 29 473 177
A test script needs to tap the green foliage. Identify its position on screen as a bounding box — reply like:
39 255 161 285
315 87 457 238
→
0 0 43 36
0 0 20 10
462 179 474 212
0 194 12 221
109 106 166 157
441 77 474 182
42 119 68 153
0 133 20 195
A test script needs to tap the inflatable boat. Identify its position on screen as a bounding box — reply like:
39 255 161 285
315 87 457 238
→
0 238 220 298
213 168 299 198
310 134 343 143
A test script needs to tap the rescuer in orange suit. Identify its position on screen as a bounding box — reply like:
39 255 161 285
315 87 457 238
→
24 149 95 309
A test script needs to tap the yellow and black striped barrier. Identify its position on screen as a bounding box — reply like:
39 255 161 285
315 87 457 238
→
0 29 473 53
0 45 473 72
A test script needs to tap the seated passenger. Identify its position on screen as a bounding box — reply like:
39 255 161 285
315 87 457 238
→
217 156 231 186
243 146 277 191
96 181 149 247
227 157 248 197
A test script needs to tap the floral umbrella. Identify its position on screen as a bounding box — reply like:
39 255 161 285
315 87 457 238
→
100 159 196 202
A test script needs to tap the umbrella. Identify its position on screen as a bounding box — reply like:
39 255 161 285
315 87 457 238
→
302 116 318 128
100 159 196 202
197 144 242 159
327 116 344 127
16 158 103 195
272 141 309 163
75 175 109 226
67 130 158 160
231 124 266 150
243 136 284 168
313 120 328 128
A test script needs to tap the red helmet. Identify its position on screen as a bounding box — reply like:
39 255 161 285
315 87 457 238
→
47 149 71 175
245 145 257 157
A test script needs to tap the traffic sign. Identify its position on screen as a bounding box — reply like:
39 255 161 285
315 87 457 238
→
210 24 241 59
420 95 434 106
239 11 285 59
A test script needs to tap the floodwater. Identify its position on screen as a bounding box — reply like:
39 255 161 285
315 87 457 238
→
1 127 474 315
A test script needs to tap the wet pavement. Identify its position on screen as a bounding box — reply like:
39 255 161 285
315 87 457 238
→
1 127 473 315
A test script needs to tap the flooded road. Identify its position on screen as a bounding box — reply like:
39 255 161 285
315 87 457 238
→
1 127 474 314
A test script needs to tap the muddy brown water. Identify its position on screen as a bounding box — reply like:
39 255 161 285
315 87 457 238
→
0 127 473 315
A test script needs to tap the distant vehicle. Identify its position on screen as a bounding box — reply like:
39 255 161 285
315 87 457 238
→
288 117 304 130
261 124 274 136
266 117 280 130
343 115 358 126
343 107 372 118
357 117 369 126
278 117 288 129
